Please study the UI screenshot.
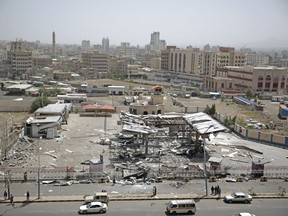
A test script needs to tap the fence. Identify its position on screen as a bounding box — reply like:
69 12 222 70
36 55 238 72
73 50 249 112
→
214 112 288 148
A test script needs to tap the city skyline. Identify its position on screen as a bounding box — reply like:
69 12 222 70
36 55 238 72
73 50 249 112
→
0 0 288 48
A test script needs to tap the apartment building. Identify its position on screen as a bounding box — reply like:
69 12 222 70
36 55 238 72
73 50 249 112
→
204 66 287 95
7 41 32 76
81 51 110 75
32 56 52 67
81 40 90 51
116 42 136 59
246 53 269 66
217 47 246 67
160 46 176 70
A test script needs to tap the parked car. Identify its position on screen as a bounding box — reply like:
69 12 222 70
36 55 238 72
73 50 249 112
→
225 176 237 182
224 192 252 203
78 202 107 214
233 213 255 216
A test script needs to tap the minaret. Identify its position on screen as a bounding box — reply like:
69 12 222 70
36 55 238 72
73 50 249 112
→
52 31 56 56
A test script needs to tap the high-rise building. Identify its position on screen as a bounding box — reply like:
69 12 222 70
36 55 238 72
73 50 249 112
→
81 40 90 51
102 37 109 54
150 32 160 51
52 31 56 56
7 41 32 76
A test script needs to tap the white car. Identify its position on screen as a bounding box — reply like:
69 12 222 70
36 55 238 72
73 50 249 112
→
224 192 252 203
233 213 255 216
78 202 108 214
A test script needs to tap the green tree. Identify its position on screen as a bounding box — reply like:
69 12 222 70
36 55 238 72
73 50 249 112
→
204 104 216 116
30 95 50 113
246 88 253 100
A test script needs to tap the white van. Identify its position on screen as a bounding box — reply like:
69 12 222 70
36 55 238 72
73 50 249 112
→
166 199 196 214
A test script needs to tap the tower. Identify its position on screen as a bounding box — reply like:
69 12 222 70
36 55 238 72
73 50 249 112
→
52 31 56 56
102 37 109 54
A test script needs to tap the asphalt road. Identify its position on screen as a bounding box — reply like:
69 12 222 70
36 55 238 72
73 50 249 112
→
2 179 287 200
1 199 287 216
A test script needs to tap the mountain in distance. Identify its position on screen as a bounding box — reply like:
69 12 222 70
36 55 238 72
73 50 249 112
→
239 37 288 50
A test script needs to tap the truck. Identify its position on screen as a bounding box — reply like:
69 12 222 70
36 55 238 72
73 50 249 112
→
83 192 110 205
278 105 288 119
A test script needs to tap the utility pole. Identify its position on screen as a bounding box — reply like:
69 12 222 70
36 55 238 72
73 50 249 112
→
203 125 213 196
5 170 11 199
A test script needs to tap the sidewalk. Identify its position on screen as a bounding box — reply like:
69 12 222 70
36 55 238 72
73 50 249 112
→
1 192 287 204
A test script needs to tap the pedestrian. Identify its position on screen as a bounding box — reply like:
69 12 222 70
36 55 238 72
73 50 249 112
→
24 171 27 182
218 187 222 198
215 185 219 195
4 190 7 200
211 186 214 195
10 194 14 206
26 191 30 201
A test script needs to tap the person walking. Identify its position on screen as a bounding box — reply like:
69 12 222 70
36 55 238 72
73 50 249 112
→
211 186 214 195
10 194 14 206
4 190 7 200
218 187 222 198
215 185 219 195
26 191 30 201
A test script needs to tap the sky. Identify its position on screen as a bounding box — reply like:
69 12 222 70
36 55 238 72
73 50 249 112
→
0 0 288 48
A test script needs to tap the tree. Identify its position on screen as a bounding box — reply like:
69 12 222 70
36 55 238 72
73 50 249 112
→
30 95 50 113
246 88 253 100
204 104 216 116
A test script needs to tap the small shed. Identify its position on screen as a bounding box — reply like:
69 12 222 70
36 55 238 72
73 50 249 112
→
208 157 223 171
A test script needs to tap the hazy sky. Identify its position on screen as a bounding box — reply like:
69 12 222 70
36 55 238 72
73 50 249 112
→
0 0 288 48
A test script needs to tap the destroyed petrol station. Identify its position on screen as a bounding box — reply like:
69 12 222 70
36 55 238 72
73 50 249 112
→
1 85 288 187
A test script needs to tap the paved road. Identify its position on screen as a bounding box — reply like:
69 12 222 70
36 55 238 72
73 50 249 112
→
1 199 288 216
1 178 287 202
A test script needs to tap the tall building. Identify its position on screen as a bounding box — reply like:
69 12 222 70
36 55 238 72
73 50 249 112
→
116 42 136 59
150 32 160 51
7 41 32 76
217 47 246 67
52 31 56 56
102 37 109 54
81 40 90 51
82 51 110 75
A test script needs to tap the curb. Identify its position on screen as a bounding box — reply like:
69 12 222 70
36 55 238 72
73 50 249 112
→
1 194 287 204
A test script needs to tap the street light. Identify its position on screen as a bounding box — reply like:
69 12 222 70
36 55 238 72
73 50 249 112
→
37 136 42 199
202 125 213 196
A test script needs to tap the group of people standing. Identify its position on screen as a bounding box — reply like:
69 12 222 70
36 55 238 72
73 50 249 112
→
211 185 221 197
3 190 30 206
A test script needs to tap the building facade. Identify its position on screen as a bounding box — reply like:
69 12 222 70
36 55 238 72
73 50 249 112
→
246 53 269 66
102 37 109 54
116 43 136 59
204 66 287 95
81 51 110 75
7 41 32 76
81 40 90 51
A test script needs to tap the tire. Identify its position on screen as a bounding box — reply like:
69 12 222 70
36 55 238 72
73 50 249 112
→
229 200 233 203
99 209 104 214
245 199 249 203
83 210 87 214
187 210 193 214
172 211 177 215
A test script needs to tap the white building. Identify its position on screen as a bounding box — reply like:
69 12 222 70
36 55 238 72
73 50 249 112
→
81 40 90 51
246 53 269 66
102 37 109 54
